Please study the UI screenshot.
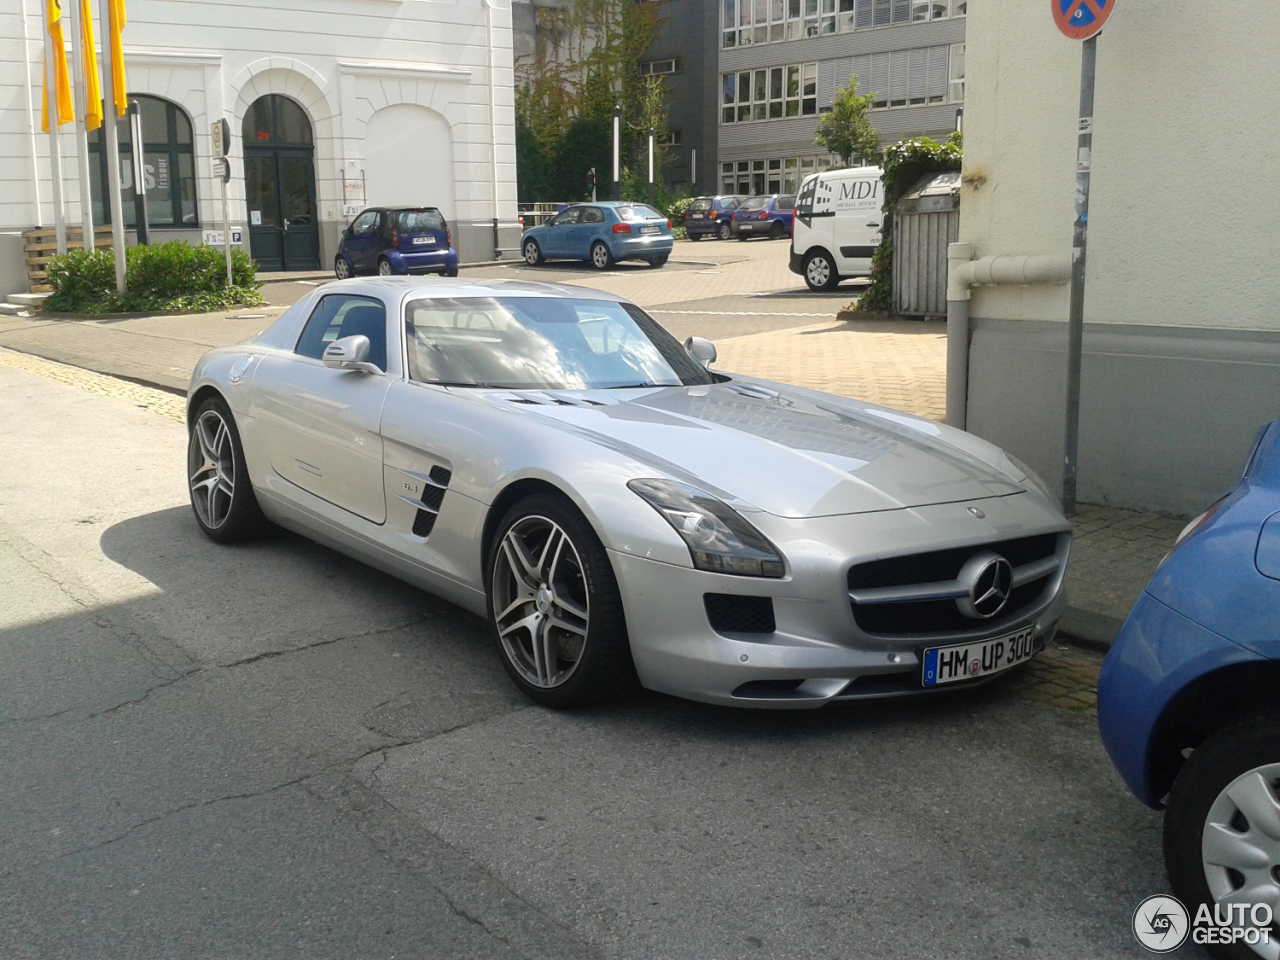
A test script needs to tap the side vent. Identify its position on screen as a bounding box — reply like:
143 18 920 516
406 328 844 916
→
403 465 453 539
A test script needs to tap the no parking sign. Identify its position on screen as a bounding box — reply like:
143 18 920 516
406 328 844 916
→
1052 0 1114 41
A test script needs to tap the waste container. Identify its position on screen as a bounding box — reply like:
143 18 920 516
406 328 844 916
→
892 171 960 317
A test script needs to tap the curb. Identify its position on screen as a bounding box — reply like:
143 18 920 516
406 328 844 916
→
1056 606 1124 653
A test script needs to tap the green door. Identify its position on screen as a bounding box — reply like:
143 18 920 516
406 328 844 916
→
243 95 320 272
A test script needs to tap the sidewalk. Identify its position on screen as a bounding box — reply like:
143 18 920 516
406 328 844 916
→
0 256 1187 652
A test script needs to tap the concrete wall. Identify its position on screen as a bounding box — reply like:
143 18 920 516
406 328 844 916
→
960 0 1280 514
2 0 519 291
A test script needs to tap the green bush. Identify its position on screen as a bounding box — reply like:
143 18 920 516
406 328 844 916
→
45 240 265 314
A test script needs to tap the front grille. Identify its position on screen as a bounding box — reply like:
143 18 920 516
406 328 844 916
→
847 534 1060 638
704 594 776 634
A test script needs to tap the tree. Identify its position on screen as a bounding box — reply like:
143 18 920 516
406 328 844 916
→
814 76 880 167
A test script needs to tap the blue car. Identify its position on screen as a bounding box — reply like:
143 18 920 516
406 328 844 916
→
520 202 674 270
335 206 459 278
730 194 796 241
1098 419 1280 953
683 195 745 241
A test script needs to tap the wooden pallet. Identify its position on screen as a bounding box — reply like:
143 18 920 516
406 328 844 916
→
22 225 113 293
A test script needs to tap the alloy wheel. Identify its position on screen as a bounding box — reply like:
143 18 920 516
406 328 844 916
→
524 241 540 265
491 515 590 689
592 243 611 269
717 222 731 240
378 259 393 276
334 256 351 279
188 409 236 530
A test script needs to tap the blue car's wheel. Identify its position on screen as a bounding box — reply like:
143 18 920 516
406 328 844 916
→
523 238 544 265
377 257 394 276
334 255 352 279
717 222 731 240
590 241 613 270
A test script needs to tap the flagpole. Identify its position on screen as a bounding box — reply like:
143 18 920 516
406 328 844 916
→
98 0 125 293
42 3 67 257
67 0 94 254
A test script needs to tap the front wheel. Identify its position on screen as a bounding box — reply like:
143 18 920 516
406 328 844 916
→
487 493 636 708
803 250 839 291
334 255 352 279
1164 714 1280 960
377 258 394 276
648 255 668 268
590 242 614 270
716 222 731 240
689 231 703 241
523 239 544 265
444 267 459 278
187 396 273 543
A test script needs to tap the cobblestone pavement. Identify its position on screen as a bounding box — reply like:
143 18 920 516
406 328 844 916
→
1002 641 1104 717
0 346 185 422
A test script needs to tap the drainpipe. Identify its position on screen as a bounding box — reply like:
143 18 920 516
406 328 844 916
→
946 243 1072 430
483 0 500 258
21 0 43 220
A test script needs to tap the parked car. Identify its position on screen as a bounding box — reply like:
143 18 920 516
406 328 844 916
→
521 202 673 269
186 277 1071 710
335 207 459 279
1098 419 1280 957
730 195 796 241
684 196 744 241
791 167 884 291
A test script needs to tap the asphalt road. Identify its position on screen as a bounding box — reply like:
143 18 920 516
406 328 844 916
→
0 361 1207 957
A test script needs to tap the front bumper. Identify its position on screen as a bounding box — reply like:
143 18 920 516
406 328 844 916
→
609 496 1070 709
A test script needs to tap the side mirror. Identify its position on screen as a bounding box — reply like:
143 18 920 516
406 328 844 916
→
684 336 717 370
341 228 351 238
322 335 381 374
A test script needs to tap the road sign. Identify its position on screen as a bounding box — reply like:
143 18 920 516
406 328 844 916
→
202 228 243 246
211 118 231 158
1052 0 1114 40
211 157 231 183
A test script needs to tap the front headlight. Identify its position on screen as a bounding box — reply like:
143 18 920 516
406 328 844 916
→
628 479 785 578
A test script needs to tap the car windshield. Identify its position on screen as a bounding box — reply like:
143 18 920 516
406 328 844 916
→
404 297 717 390
689 199 713 211
615 205 663 222
739 197 771 211
395 210 445 232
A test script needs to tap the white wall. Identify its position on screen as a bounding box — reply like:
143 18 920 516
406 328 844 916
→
961 0 1280 331
364 104 457 224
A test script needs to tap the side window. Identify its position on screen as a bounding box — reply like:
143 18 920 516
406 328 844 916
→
776 197 795 211
551 208 581 226
351 211 378 235
295 295 388 372
580 207 605 224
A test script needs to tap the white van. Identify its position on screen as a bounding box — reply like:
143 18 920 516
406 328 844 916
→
789 166 884 291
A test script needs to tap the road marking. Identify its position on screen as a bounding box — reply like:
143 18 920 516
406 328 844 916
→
0 348 185 422
650 310 833 317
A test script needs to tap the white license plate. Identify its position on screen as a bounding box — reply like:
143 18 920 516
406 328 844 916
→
739 223 753 230
690 213 704 219
921 627 1039 686
641 225 660 234
412 236 433 245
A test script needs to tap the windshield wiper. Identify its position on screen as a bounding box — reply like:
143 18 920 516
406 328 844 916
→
603 382 659 389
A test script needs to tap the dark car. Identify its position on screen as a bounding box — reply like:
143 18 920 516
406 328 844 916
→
1098 419 1280 956
335 207 459 278
683 196 745 241
731 195 796 241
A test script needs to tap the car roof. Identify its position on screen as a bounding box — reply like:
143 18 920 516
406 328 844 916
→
322 276 630 303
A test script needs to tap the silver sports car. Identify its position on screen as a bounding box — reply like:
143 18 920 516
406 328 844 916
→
187 277 1071 709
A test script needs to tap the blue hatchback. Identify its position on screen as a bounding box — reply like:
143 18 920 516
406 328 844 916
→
520 202 674 270
335 207 459 278
730 195 796 241
683 195 745 241
1098 419 1280 948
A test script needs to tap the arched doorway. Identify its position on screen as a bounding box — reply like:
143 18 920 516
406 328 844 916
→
243 95 319 271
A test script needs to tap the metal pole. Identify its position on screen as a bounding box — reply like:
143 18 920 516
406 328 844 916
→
1062 34 1097 516
221 174 232 287
691 147 696 190
43 17 67 256
98 0 126 294
611 104 620 202
647 129 655 208
67 0 94 255
129 100 149 245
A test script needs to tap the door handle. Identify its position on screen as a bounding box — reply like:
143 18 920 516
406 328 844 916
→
283 218 291 233
866 222 880 227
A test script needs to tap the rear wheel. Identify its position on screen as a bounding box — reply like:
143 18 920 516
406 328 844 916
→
648 254 669 268
737 231 750 241
523 239 544 265
1165 715 1280 960
334 255 352 279
769 221 785 240
803 250 839 291
377 258 394 276
487 493 636 708
590 241 614 270
716 222 731 240
689 231 703 241
187 396 273 543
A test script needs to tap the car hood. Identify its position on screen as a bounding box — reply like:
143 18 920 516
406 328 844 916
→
486 381 1024 517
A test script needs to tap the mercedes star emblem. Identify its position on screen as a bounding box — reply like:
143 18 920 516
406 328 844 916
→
955 551 1014 619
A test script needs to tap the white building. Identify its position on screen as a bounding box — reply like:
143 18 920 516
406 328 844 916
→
958 0 1280 515
2 0 520 294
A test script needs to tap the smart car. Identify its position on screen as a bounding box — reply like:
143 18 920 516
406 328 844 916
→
335 207 459 278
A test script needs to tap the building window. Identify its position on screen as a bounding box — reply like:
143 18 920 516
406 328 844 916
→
640 58 681 76
87 95 198 229
948 43 965 102
722 63 816 123
722 153 842 195
656 130 681 146
724 0 960 46
840 44 952 109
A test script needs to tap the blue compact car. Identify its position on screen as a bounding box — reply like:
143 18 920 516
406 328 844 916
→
521 202 674 270
1098 419 1280 956
730 195 796 241
683 195 744 241
335 207 459 278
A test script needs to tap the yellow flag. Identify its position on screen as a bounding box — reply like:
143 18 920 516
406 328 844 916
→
80 0 102 131
107 0 126 118
40 0 74 132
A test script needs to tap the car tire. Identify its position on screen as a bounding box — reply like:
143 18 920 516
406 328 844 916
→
689 231 702 241
590 241 614 270
523 239 544 265
803 250 840 291
1164 713 1280 960
716 222 731 240
648 255 669 268
444 267 459 278
487 492 637 708
187 395 273 544
769 221 785 240
737 232 750 241
377 258 394 276
334 255 352 279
